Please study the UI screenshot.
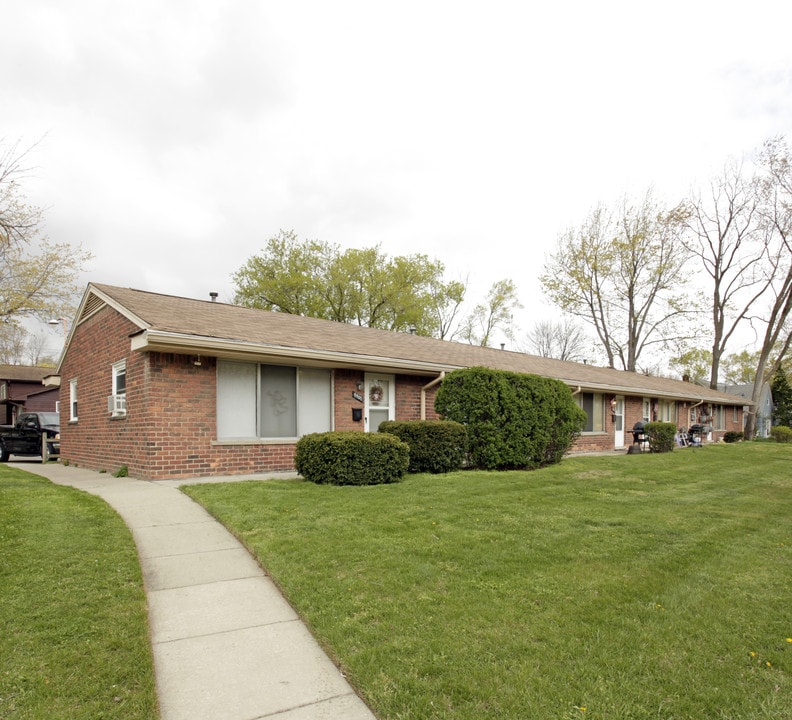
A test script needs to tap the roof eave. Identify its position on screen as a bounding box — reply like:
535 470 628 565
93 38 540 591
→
130 330 459 376
131 331 748 404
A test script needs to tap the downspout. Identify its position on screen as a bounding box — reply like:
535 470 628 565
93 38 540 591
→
690 398 704 415
421 372 445 420
689 398 704 427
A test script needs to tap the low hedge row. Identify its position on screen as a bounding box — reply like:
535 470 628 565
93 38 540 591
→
643 421 676 453
771 425 792 443
378 420 468 473
294 431 409 485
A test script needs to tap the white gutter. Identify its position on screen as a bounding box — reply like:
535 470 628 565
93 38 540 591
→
130 330 459 375
129 330 747 406
420 372 445 420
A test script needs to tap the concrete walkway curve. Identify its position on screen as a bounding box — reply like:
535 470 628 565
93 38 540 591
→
23 461 377 720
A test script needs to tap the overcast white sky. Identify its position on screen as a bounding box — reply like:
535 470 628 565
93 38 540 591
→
4 1 792 355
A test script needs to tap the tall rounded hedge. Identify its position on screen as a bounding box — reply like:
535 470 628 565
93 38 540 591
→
295 431 409 485
434 366 586 470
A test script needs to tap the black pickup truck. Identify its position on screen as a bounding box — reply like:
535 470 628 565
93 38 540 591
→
0 412 60 462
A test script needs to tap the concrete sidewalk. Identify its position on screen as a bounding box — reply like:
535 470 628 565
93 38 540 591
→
22 460 377 720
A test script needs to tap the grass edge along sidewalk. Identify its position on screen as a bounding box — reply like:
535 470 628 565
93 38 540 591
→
0 465 157 720
185 443 792 720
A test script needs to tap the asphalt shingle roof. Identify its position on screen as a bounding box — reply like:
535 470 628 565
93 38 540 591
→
0 365 51 382
82 283 747 405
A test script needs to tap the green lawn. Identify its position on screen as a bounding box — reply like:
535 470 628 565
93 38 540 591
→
0 466 157 720
185 443 792 720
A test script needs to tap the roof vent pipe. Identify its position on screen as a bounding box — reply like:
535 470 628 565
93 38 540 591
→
209 292 218 302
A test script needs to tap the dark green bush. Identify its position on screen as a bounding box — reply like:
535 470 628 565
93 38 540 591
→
770 425 792 443
434 366 586 470
723 431 744 443
644 421 677 453
295 431 409 485
378 420 468 473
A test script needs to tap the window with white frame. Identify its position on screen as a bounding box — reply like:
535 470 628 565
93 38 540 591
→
712 404 725 430
658 399 675 423
69 379 78 421
576 392 604 432
110 360 127 416
216 360 332 439
642 398 652 423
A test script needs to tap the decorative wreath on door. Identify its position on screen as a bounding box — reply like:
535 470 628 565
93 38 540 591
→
369 383 384 403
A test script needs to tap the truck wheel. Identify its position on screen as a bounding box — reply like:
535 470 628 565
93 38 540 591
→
0 444 8 462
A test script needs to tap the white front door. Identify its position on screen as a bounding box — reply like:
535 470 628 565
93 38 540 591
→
365 373 395 432
614 395 625 448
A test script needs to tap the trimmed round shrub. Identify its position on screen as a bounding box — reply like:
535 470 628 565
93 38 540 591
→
378 420 468 473
723 431 744 443
644 421 677 453
434 366 586 470
295 431 409 485
770 425 792 443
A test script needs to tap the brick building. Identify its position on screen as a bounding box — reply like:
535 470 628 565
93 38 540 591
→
52 284 748 480
0 365 59 424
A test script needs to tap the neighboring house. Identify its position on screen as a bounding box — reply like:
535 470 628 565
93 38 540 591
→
51 284 749 480
724 382 773 438
0 365 59 424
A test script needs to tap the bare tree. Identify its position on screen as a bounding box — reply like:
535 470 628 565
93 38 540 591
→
25 330 55 366
459 279 522 347
429 276 467 341
678 159 771 389
743 137 792 438
0 138 92 325
0 323 28 364
524 318 589 361
541 190 693 371
0 139 43 247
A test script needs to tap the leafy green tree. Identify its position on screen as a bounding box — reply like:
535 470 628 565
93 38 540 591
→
233 231 516 341
459 279 521 347
541 191 692 371
771 367 792 427
669 347 712 384
232 230 339 317
233 230 463 335
0 139 91 327
721 350 760 385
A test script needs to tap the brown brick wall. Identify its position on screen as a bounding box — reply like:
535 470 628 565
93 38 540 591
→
58 307 149 476
397 375 440 421
59 305 744 477
59 309 446 480
334 369 365 432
